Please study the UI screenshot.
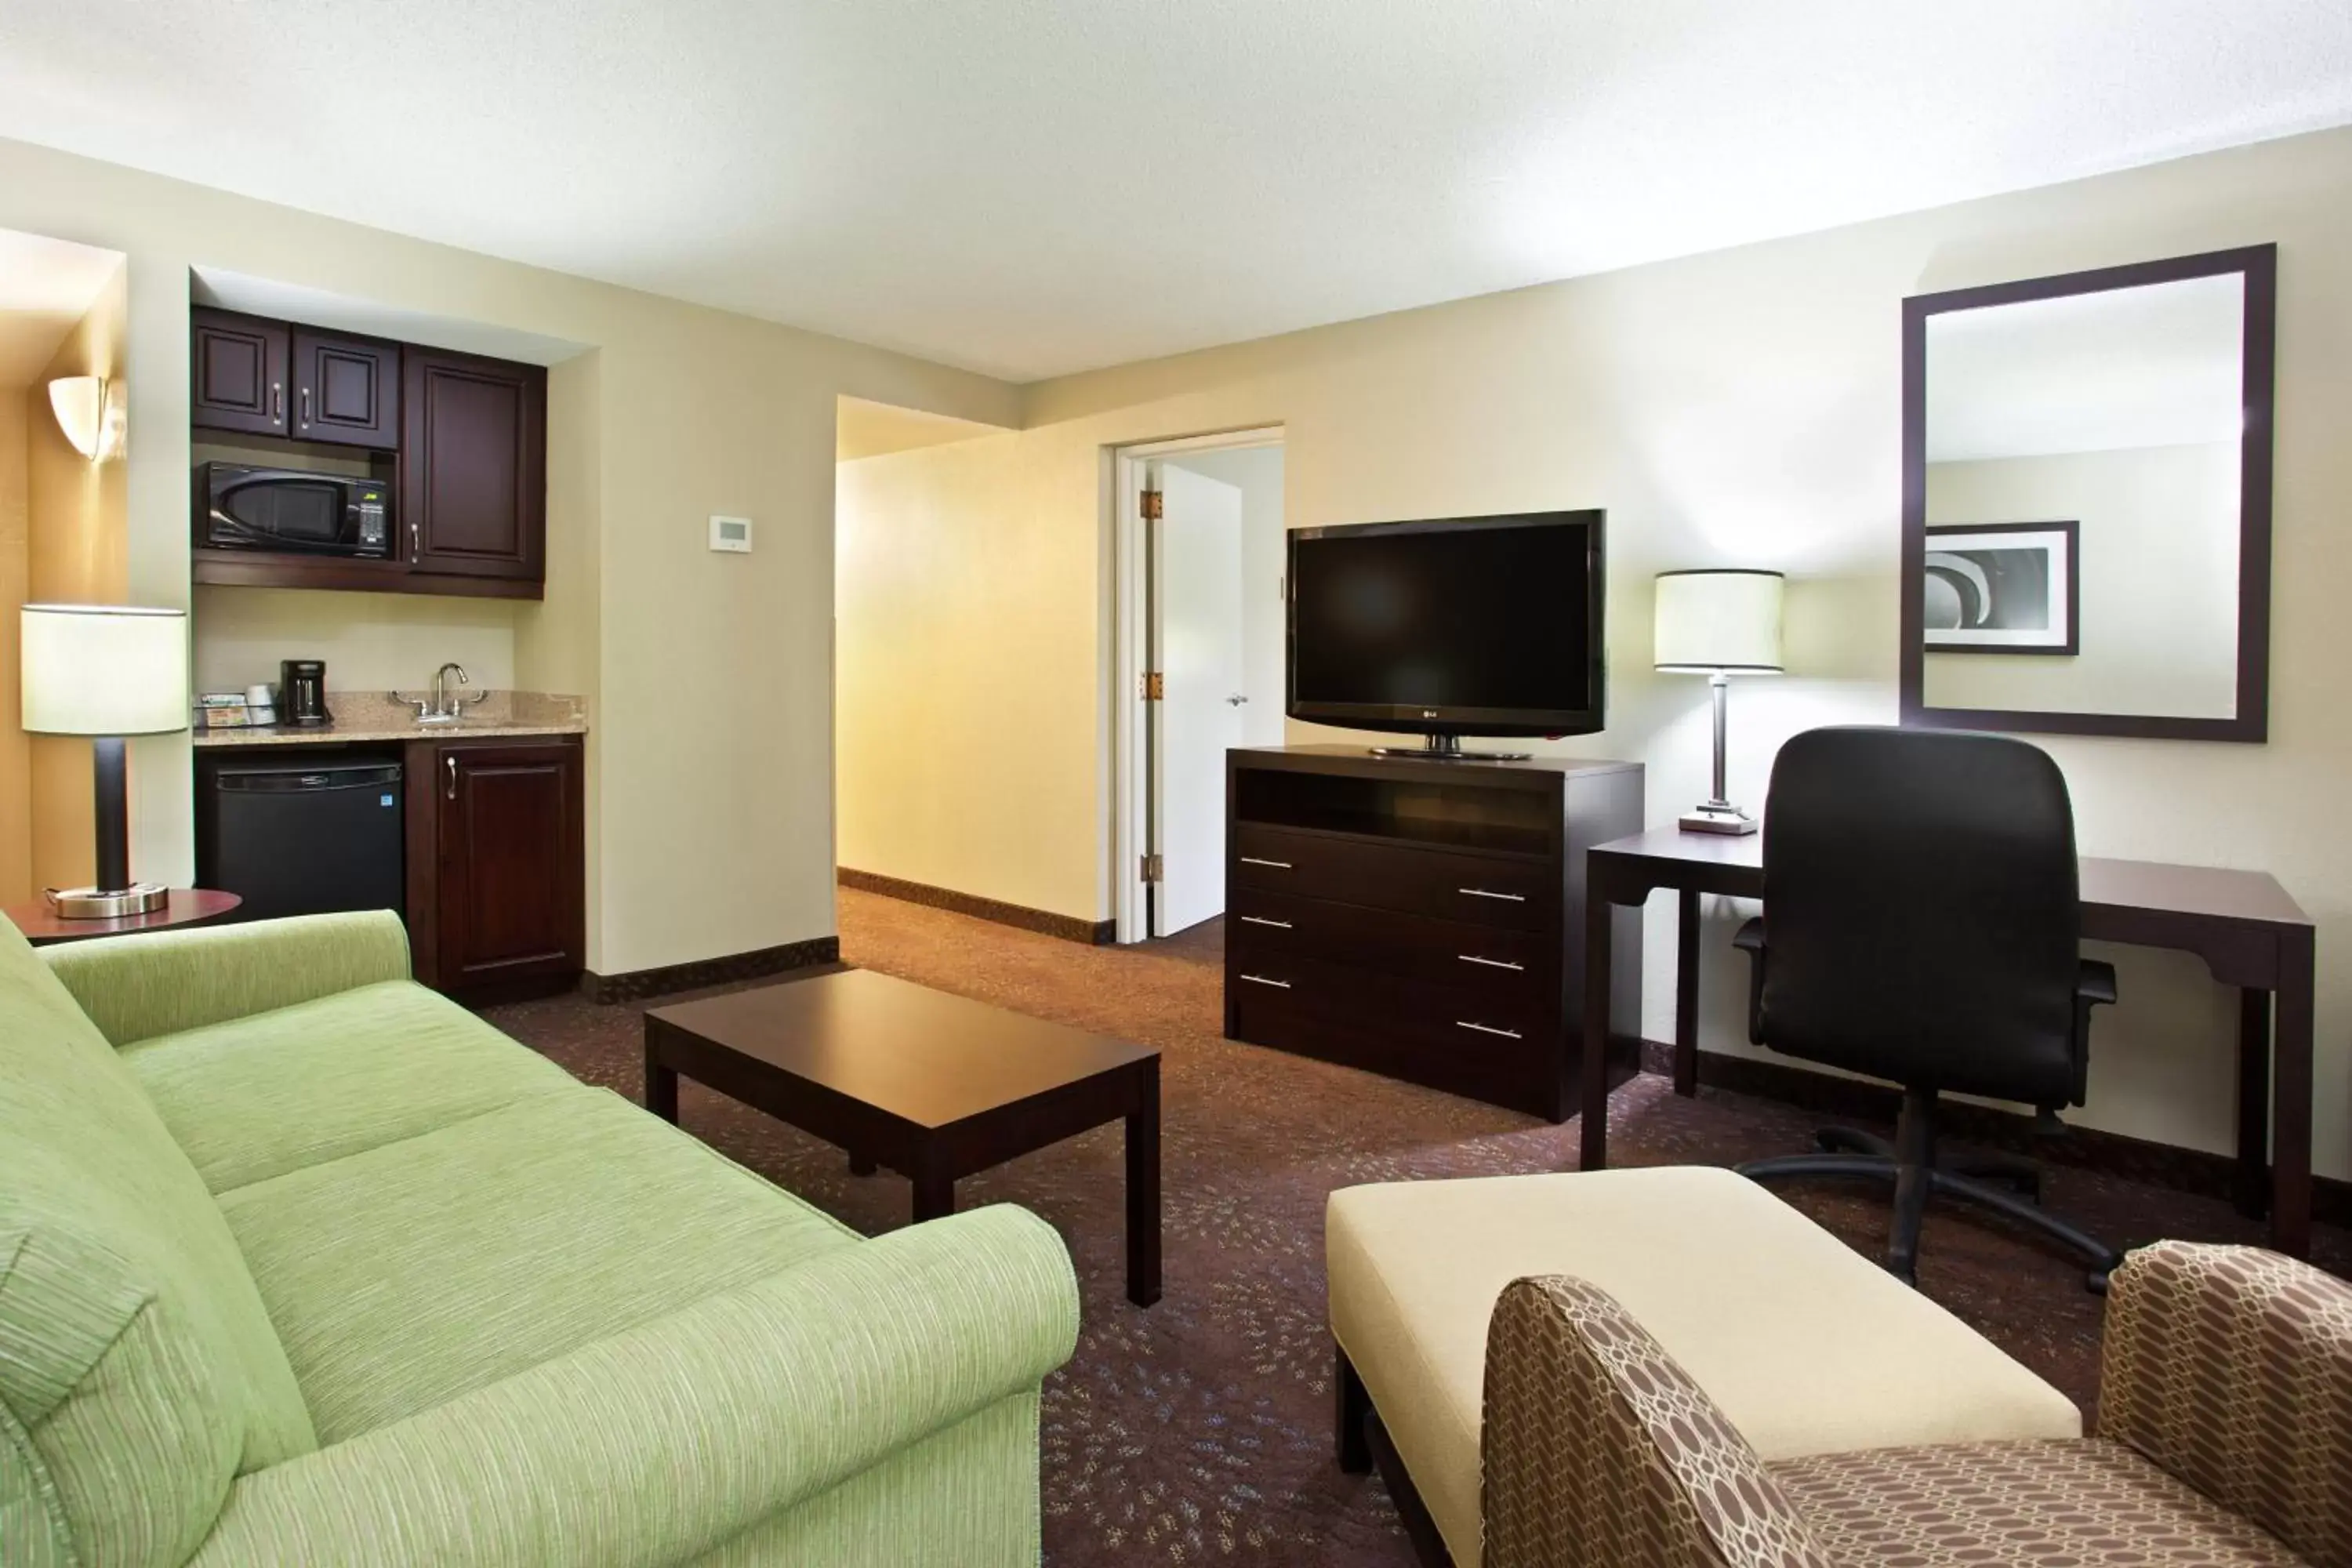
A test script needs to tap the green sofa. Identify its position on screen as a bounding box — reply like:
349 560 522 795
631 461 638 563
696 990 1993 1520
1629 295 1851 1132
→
0 910 1080 1567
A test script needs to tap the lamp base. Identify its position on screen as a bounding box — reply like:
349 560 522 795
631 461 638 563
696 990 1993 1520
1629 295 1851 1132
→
44 883 169 920
1678 805 1759 836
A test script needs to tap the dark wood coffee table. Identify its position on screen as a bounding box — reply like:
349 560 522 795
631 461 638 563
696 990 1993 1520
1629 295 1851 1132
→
644 968 1163 1305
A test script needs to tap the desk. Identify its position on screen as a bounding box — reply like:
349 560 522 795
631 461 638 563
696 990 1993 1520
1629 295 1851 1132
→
1577 829 2317 1257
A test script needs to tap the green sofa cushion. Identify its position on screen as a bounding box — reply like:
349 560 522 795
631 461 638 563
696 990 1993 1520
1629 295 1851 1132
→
0 920 317 1568
220 1087 860 1443
123 980 579 1192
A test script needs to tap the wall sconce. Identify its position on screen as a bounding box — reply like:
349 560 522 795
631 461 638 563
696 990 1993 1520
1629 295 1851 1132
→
48 375 125 461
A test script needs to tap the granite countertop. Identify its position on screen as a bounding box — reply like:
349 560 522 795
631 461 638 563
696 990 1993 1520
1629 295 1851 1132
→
194 691 588 747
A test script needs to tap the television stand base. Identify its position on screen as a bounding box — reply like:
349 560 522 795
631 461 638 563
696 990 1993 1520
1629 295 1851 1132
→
1369 734 1534 762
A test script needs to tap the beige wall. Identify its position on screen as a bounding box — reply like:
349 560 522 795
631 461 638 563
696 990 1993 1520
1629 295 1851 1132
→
1925 442 2241 717
847 125 2352 1177
25 262 132 894
0 383 26 902
0 135 1019 975
191 586 521 696
835 432 1100 911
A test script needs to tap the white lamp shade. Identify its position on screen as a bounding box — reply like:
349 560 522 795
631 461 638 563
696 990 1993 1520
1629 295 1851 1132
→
21 604 190 735
1654 570 1784 673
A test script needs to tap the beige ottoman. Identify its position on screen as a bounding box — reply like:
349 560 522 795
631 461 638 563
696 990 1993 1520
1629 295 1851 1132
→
1327 1166 2082 1568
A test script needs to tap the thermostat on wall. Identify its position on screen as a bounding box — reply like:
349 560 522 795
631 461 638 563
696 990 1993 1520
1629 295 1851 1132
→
710 515 753 553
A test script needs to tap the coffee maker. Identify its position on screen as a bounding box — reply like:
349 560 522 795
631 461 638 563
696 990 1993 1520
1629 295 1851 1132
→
280 659 330 726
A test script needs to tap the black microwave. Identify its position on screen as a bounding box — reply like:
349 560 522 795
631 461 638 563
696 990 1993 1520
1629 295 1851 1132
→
201 464 391 557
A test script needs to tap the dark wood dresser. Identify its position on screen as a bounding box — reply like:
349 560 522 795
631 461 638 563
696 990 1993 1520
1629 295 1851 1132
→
1223 746 1645 1120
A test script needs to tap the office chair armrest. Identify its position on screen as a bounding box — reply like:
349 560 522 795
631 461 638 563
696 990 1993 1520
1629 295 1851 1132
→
2076 959 2118 1007
1733 916 1766 1044
2096 1241 2352 1566
1482 1275 1833 1568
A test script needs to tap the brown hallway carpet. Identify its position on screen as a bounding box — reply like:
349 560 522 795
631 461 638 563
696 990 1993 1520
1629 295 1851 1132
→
483 887 2348 1566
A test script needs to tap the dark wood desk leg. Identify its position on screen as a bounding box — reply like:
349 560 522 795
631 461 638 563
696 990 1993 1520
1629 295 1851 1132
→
2234 989 2271 1220
1580 887 1614 1172
913 1163 956 1224
1674 888 1700 1098
1127 1061 1163 1307
644 1045 678 1124
2271 934 2314 1258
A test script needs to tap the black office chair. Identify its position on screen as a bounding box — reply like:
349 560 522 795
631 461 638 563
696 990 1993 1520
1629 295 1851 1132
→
1732 726 2125 1290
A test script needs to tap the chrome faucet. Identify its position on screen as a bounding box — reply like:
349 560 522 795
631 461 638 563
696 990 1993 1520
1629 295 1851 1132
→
432 662 471 719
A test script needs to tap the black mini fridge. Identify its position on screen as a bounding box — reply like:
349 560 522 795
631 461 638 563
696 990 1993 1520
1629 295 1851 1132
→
198 755 405 922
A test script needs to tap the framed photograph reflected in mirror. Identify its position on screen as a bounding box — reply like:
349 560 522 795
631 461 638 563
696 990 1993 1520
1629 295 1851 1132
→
1900 245 2275 742
1923 521 2078 656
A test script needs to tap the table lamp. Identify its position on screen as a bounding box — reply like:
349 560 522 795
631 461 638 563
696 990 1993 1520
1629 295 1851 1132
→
1653 569 1783 835
20 604 190 917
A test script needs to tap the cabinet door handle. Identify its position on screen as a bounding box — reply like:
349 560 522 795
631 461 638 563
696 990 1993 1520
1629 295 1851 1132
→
1239 973 1292 989
1456 1021 1523 1039
1240 915 1293 929
1458 954 1526 971
445 755 459 800
410 520 420 564
270 382 284 423
299 386 312 428
1240 856 1293 869
1458 887 1526 902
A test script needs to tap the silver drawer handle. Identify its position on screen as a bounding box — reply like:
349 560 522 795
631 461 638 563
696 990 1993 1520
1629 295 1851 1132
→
1458 954 1525 971
1240 856 1294 869
1456 1021 1523 1039
1458 887 1526 902
1240 916 1293 929
1240 974 1292 989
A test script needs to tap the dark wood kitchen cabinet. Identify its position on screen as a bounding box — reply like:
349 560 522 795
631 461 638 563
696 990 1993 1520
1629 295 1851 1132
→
404 734 583 997
400 348 546 583
292 329 400 449
191 309 291 437
189 311 546 600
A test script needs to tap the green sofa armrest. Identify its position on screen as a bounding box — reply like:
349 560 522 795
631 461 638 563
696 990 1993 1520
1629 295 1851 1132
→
42 911 412 1047
188 1203 1080 1568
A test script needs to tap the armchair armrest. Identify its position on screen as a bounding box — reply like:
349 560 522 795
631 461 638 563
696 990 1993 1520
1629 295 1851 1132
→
2096 1240 2352 1566
42 911 412 1046
1482 1274 1832 1568
191 1203 1080 1568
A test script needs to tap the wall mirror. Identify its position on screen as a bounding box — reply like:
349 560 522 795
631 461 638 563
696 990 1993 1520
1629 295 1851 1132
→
1900 245 2274 742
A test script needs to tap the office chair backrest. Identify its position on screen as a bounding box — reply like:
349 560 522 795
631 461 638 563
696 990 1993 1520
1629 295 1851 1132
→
1757 726 2082 1106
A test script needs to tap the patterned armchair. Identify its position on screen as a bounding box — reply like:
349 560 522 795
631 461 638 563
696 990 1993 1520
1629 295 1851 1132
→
1481 1241 2352 1568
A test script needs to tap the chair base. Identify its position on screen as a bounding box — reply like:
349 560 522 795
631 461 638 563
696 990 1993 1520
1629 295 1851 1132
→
1737 1088 2123 1294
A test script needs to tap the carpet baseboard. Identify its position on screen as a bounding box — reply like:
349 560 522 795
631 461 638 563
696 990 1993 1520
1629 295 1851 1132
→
1643 1040 2351 1228
838 867 1114 946
586 936 843 1004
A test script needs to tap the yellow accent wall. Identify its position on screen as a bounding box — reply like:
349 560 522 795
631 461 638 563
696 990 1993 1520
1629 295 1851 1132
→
0 383 26 902
24 261 131 895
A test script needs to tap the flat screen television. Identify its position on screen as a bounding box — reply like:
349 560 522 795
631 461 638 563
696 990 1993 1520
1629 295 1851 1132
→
1287 510 1605 756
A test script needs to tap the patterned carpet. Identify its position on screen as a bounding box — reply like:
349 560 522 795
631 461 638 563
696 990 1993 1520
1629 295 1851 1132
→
482 888 2348 1566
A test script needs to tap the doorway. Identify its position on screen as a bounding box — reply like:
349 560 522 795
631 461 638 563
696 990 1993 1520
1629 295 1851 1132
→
1111 428 1285 942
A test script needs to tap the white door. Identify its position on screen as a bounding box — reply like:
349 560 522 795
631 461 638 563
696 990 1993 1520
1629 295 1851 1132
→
1152 463 1247 935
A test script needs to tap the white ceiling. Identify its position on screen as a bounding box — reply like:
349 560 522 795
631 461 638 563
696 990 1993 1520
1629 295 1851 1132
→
0 227 122 385
2 1 2348 383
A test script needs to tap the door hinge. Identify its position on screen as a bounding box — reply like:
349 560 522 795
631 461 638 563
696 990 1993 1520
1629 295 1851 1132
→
1141 853 1164 884
1140 488 1163 521
1142 670 1164 700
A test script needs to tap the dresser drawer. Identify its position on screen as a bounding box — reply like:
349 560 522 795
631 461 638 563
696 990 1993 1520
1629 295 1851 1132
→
1231 825 1553 931
1227 948 1550 1045
1228 953 1562 1116
1227 887 1553 1001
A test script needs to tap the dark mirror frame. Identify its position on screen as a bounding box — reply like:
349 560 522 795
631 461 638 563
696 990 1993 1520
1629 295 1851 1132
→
1900 243 2277 743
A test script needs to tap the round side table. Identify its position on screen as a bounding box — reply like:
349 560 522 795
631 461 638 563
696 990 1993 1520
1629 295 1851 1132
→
5 888 243 946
